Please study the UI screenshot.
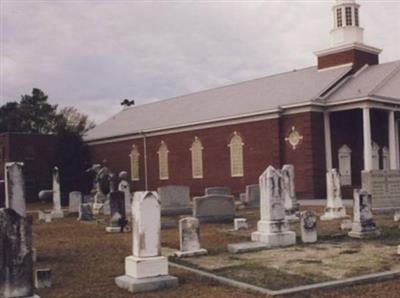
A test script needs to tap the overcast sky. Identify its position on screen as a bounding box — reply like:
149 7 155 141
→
1 0 399 124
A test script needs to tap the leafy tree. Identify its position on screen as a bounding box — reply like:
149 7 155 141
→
1 88 96 201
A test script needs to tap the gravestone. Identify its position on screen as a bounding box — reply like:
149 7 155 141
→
0 208 39 298
5 162 26 217
38 190 52 203
251 166 296 247
362 170 400 209
245 184 260 208
157 185 192 215
118 171 131 215
68 191 82 213
234 218 248 230
34 269 51 289
193 195 235 223
348 189 380 238
78 203 93 221
394 211 400 222
174 217 207 257
239 193 247 204
106 191 127 233
282 165 299 222
300 211 317 243
205 186 231 196
50 167 63 219
103 199 110 215
320 169 347 220
115 191 178 293
38 211 52 223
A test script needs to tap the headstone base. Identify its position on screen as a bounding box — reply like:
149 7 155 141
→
320 207 348 221
161 207 192 216
251 231 296 247
50 210 64 219
174 248 208 258
115 274 178 293
348 226 380 239
227 242 269 254
195 215 235 223
301 232 317 243
125 256 168 279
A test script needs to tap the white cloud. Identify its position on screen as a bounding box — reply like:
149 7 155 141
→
1 0 399 123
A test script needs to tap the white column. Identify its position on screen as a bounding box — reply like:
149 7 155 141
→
363 107 372 171
324 112 333 171
388 110 398 169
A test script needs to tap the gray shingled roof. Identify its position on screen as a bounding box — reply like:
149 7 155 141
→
325 60 400 103
85 65 352 141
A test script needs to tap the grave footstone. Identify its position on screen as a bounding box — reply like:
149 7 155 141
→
78 203 93 221
320 169 347 220
174 217 207 257
0 208 39 298
300 211 317 243
115 191 178 293
118 172 132 215
234 218 248 230
50 167 63 219
68 191 82 213
251 166 296 247
205 186 231 196
245 184 260 208
193 194 235 223
157 185 192 215
282 165 299 222
5 162 26 216
348 189 380 238
106 191 127 233
34 269 51 289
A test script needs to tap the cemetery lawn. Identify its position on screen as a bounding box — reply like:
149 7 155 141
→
29 204 400 298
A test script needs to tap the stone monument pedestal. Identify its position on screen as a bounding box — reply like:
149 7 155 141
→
115 256 178 293
348 223 380 238
92 203 103 215
251 220 296 247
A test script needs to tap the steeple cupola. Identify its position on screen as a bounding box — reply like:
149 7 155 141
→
315 0 382 72
331 0 363 46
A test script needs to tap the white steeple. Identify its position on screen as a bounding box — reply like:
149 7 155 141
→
330 0 363 46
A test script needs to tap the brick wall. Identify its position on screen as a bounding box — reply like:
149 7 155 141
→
89 111 327 199
318 49 379 72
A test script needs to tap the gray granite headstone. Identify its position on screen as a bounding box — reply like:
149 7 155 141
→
193 194 235 223
78 203 93 221
300 210 317 243
245 184 260 208
157 185 192 215
68 191 82 213
362 170 400 209
0 208 34 298
5 162 26 217
106 191 126 232
204 186 231 196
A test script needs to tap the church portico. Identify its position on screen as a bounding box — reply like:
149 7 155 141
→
324 103 400 197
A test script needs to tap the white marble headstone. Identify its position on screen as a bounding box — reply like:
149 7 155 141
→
5 162 26 217
282 164 299 222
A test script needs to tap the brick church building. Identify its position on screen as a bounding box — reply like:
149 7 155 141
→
85 0 400 199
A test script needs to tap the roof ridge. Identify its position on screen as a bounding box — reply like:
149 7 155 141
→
368 61 400 97
122 65 317 112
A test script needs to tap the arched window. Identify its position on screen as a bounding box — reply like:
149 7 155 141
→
129 145 140 181
190 137 203 179
228 132 244 177
157 141 169 180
